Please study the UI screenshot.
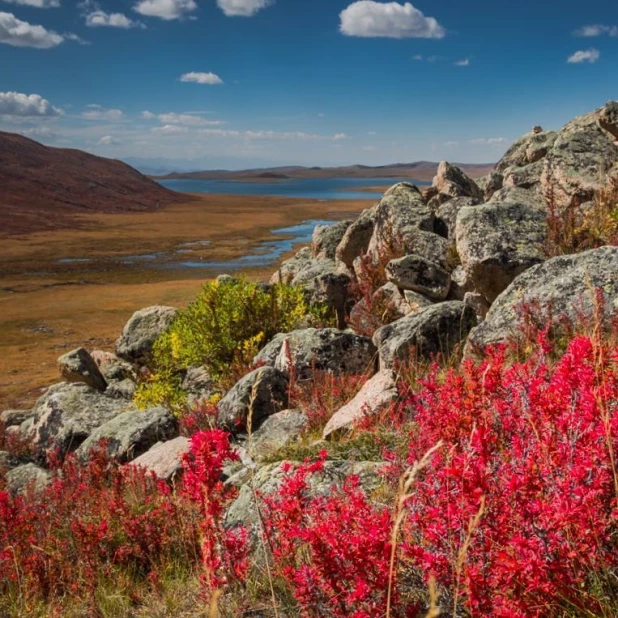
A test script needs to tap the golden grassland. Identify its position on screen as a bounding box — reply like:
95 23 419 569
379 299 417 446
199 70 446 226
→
0 193 371 410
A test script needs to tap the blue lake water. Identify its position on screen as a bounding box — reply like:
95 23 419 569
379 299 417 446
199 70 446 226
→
157 176 424 200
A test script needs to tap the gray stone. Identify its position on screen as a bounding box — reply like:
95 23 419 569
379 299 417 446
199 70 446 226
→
435 197 480 240
249 409 308 462
598 100 618 141
466 246 618 353
91 350 136 383
1 409 34 428
464 292 491 321
386 255 451 301
76 406 178 463
336 205 378 268
432 161 484 202
217 367 289 433
503 160 545 190
373 301 477 368
105 378 137 400
403 290 434 312
323 370 398 438
312 220 353 259
29 382 138 455
476 171 504 201
58 347 108 392
115 306 178 364
496 130 557 172
456 197 547 303
6 463 52 495
274 328 377 381
182 366 217 404
128 436 190 482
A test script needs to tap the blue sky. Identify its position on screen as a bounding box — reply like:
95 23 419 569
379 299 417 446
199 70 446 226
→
0 0 617 171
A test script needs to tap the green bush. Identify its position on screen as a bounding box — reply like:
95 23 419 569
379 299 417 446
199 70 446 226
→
135 278 329 410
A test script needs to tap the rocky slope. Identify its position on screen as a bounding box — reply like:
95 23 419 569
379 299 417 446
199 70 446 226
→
2 101 618 506
0 131 187 235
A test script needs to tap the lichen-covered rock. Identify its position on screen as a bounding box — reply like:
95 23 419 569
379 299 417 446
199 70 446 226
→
403 290 434 312
312 220 353 259
456 196 547 303
466 246 618 353
496 130 557 172
476 171 504 201
58 347 108 392
464 292 491 321
599 100 618 140
336 205 378 268
182 366 217 405
29 383 138 456
386 255 451 301
432 161 484 203
273 328 377 380
115 306 178 364
435 197 480 240
217 367 289 432
128 436 190 482
76 406 178 463
105 378 137 400
91 350 135 382
6 463 52 495
249 409 308 462
373 302 477 368
323 370 397 438
1 409 34 428
503 160 545 190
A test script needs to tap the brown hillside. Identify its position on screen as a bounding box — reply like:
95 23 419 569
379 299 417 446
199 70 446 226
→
0 131 188 235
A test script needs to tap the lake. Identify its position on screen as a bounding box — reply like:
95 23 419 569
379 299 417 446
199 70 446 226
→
157 176 426 200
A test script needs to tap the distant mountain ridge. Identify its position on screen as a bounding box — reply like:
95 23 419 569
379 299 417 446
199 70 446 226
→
0 131 186 235
157 161 494 182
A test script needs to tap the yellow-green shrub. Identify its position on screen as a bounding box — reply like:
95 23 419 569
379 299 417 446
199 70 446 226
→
135 278 329 410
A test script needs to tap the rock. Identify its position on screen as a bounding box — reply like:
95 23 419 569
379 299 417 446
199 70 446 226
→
225 460 384 529
128 436 190 482
1 409 34 428
403 290 434 312
312 220 353 259
91 350 135 382
323 370 398 438
217 367 289 433
599 101 618 140
105 379 137 400
476 171 504 201
503 160 545 190
464 292 491 321
541 107 618 207
336 205 378 267
29 383 138 456
432 161 483 202
348 283 412 335
435 197 480 240
386 255 451 301
115 306 178 364
57 347 108 392
216 274 237 284
373 302 477 368
274 328 377 381
6 463 52 495
182 366 217 405
466 246 618 353
76 406 178 463
249 409 308 462
456 196 547 303
270 247 313 284
496 130 557 173
448 265 475 301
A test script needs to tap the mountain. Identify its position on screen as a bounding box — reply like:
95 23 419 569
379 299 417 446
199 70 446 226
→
0 131 187 235
157 161 494 182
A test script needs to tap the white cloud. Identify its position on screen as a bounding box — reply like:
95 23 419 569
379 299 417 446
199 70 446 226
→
156 112 224 126
0 91 63 116
98 135 120 145
180 71 223 85
216 0 273 17
86 10 145 28
574 24 618 37
2 0 59 7
469 137 508 146
81 105 124 120
412 54 423 60
444 141 459 147
133 0 196 21
197 128 349 142
141 110 156 119
567 48 601 64
19 126 57 138
0 11 64 48
368 131 377 135
152 124 188 134
333 133 348 141
340 1 445 39
454 58 469 66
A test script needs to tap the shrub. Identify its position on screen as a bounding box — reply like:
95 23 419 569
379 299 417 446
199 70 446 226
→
135 278 328 410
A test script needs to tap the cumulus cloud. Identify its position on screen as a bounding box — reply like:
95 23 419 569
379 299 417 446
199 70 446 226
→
2 0 59 8
86 9 145 28
0 91 63 116
19 126 57 138
180 71 223 85
574 24 618 37
340 1 445 39
0 11 65 48
98 135 120 145
81 105 124 120
133 0 196 21
152 124 188 134
454 58 470 66
567 48 601 64
469 137 508 146
333 133 348 140
216 0 273 17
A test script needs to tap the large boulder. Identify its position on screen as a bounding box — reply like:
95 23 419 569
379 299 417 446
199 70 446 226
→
466 246 618 353
323 369 398 438
455 193 547 303
249 409 309 462
58 347 108 392
336 205 377 268
1 409 34 428
476 171 504 201
385 255 451 301
272 328 377 381
129 436 190 482
75 406 178 463
373 301 477 368
28 383 138 456
91 350 135 383
431 161 484 203
5 463 52 495
435 196 480 240
503 160 545 191
181 365 218 406
496 130 557 173
217 367 289 433
115 306 178 364
312 220 353 259
599 101 618 140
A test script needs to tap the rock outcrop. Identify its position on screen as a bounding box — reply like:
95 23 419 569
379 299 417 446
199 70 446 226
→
58 348 108 392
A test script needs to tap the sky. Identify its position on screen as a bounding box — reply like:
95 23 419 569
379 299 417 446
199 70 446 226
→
0 0 617 172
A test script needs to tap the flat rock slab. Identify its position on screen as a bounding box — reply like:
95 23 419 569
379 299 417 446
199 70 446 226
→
249 409 308 462
129 436 190 482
